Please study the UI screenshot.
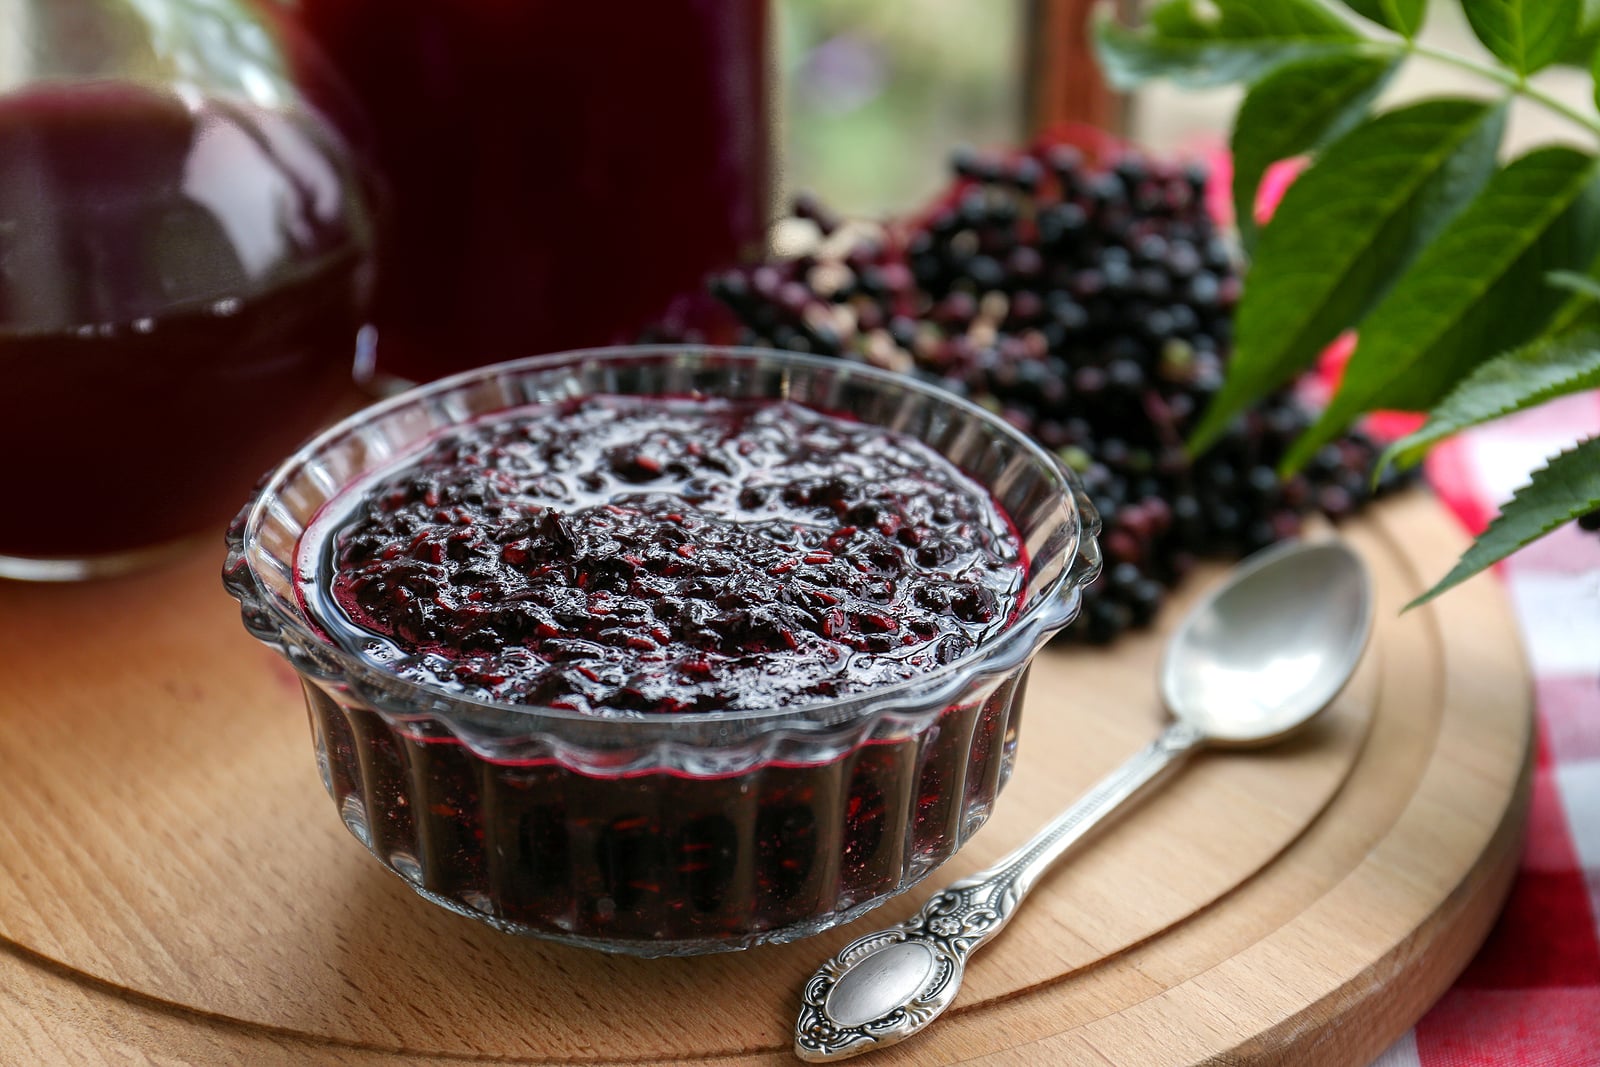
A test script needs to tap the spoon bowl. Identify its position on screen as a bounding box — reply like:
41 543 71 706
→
1161 540 1373 747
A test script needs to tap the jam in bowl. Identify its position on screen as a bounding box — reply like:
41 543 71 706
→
224 346 1100 955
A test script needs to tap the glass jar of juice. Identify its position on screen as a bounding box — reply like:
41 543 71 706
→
278 0 772 383
0 0 374 580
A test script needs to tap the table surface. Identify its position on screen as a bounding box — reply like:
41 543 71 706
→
1372 391 1600 1067
0 483 1536 1066
0 397 1589 1066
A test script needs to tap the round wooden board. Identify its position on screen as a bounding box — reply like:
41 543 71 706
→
0 491 1533 1066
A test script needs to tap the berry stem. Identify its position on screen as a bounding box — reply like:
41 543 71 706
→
1396 41 1600 138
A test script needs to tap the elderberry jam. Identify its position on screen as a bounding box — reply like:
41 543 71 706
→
226 347 1098 954
309 397 1024 715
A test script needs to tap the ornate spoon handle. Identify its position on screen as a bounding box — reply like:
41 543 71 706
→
793 720 1205 1062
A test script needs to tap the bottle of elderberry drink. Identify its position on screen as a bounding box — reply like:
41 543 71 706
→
0 0 374 580
273 0 773 383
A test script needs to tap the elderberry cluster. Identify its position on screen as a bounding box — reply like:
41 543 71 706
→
645 142 1413 644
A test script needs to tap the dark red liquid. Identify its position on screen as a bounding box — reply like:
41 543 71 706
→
304 670 1026 947
283 0 771 382
0 83 370 562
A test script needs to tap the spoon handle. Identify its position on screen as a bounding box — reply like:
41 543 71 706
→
975 718 1204 901
794 719 1205 1062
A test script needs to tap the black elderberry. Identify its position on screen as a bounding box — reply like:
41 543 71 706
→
652 140 1417 647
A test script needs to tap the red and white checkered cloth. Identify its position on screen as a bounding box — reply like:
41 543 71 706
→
1368 392 1600 1066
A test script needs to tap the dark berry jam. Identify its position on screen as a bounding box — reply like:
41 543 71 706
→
293 394 1035 951
307 396 1024 715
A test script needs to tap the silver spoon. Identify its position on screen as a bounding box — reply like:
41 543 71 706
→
793 539 1373 1062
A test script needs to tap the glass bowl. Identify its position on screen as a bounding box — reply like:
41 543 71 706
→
223 345 1100 956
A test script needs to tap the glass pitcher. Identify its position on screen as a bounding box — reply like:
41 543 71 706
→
0 0 373 580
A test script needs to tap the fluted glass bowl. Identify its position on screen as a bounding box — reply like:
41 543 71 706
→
224 345 1100 956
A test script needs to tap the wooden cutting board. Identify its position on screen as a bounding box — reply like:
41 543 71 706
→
0 490 1533 1066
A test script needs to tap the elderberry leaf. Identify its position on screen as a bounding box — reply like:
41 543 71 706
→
1290 146 1600 471
1341 0 1427 38
1461 0 1581 76
1191 99 1507 455
1410 436 1600 607
1094 0 1362 90
1379 329 1600 471
1231 52 1397 249
1548 269 1600 303
1558 0 1600 67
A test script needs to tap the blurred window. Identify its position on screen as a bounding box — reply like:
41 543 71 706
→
779 0 1024 216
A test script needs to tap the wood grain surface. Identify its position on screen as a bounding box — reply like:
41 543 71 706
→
0 491 1533 1065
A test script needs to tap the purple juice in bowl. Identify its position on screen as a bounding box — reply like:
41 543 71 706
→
225 346 1099 955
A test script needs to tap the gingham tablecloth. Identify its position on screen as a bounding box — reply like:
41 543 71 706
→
1367 392 1600 1066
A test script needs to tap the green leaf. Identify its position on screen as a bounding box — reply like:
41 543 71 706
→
1549 292 1600 335
1544 249 1600 333
1558 0 1600 68
1410 435 1600 607
1379 328 1600 471
1462 0 1581 75
1094 0 1362 90
1288 146 1600 471
1548 269 1600 302
1191 99 1508 455
1558 27 1600 67
1594 28 1600 110
1231 53 1397 249
1340 0 1427 37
